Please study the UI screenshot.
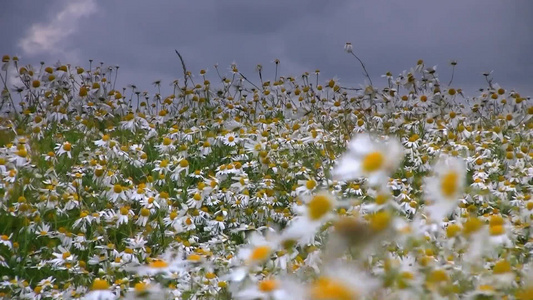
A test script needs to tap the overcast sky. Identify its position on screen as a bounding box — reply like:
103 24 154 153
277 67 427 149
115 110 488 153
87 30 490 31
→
2 0 532 97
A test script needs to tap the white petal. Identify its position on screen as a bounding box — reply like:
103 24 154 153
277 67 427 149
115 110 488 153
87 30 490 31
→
332 156 362 181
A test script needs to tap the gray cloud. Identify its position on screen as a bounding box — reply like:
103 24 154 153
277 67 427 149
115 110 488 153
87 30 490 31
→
17 0 97 62
1 0 532 97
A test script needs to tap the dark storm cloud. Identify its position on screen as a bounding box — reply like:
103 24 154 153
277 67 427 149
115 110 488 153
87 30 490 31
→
1 0 531 97
213 0 348 34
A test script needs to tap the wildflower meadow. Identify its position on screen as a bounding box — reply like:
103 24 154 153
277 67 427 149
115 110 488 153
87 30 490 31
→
0 51 532 299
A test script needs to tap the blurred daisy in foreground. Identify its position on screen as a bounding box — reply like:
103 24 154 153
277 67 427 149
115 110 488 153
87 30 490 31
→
124 281 167 300
305 263 379 300
332 133 403 186
230 232 280 282
132 251 187 277
515 265 533 300
83 278 117 300
282 191 339 245
424 156 466 222
234 277 298 300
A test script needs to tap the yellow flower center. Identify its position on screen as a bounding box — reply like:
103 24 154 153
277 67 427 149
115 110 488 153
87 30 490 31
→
516 287 533 300
427 269 449 284
463 217 483 236
446 224 461 238
409 134 419 142
369 211 391 232
113 184 122 193
120 207 129 216
493 260 512 274
375 193 388 205
308 194 333 221
140 208 150 217
17 148 28 157
362 151 384 172
489 225 505 236
123 113 135 121
169 211 178 220
180 159 189 168
187 254 202 261
310 277 356 300
306 179 317 190
258 279 279 292
91 279 110 290
192 192 201 201
440 171 458 198
34 286 42 294
134 282 148 293
248 245 271 263
149 259 169 269
489 215 504 226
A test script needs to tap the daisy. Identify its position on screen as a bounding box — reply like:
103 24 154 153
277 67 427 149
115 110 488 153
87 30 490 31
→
207 214 226 234
186 191 206 209
120 113 141 132
49 246 77 267
106 184 128 203
424 156 467 222
282 191 338 245
9 144 30 166
124 281 166 300
306 263 379 300
94 134 113 148
170 157 190 181
163 209 186 232
36 223 54 238
295 175 319 195
221 132 240 147
199 140 213 156
244 140 265 156
332 133 404 186
234 277 293 300
55 141 72 158
301 128 324 144
231 232 281 282
135 207 151 227
515 266 533 300
134 251 187 277
83 279 117 300
152 158 172 175
402 133 421 149
464 284 500 300
72 212 94 232
0 234 12 249
156 136 175 153
117 206 133 226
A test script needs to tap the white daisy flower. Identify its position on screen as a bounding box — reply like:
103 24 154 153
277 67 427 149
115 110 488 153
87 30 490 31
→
424 156 466 222
332 133 403 186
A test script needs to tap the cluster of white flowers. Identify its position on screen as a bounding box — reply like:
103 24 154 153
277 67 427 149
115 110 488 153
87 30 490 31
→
0 54 532 299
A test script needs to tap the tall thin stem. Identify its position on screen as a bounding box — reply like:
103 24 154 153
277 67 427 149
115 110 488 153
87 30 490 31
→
350 52 373 86
448 64 455 86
